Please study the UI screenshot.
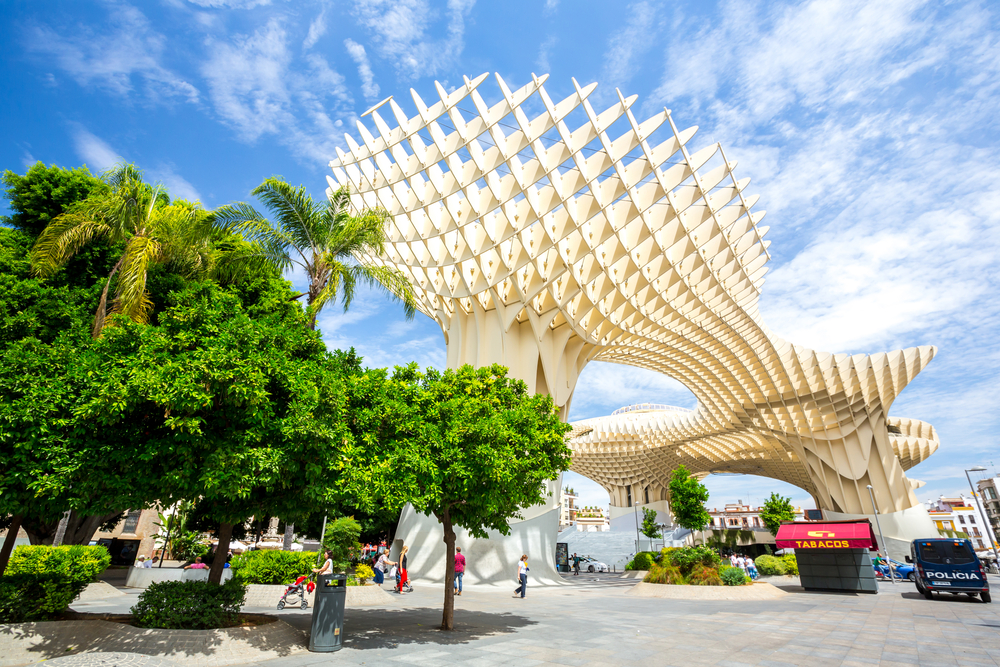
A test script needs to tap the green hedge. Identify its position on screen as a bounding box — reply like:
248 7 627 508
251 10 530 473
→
720 565 749 586
131 579 247 629
7 545 111 582
667 546 721 575
229 550 318 585
0 573 89 623
754 554 785 575
625 551 656 570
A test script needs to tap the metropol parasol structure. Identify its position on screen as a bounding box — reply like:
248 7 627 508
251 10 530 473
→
328 73 940 580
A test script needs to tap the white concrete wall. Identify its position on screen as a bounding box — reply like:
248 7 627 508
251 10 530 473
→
392 503 564 586
125 567 233 588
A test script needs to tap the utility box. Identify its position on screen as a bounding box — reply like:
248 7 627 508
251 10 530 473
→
308 573 347 652
775 519 881 594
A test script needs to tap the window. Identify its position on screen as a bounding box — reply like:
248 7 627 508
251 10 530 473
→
970 515 976 524
978 540 985 549
973 528 982 537
959 515 966 525
986 487 999 500
917 540 976 565
644 486 650 505
753 517 760 527
121 510 141 534
626 486 632 508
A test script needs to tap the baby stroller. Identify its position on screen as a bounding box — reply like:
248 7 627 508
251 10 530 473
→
276 574 314 610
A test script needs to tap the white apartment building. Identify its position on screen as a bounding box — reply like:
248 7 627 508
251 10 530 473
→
925 495 995 552
575 506 610 532
976 478 1000 550
559 487 578 530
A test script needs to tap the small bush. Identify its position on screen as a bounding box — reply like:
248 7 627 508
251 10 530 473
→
354 564 374 583
7 545 110 582
643 562 686 585
626 552 656 570
754 554 786 576
657 547 677 564
131 579 247 629
0 574 89 622
687 563 723 586
781 554 798 575
720 565 749 586
229 550 319 585
668 546 721 575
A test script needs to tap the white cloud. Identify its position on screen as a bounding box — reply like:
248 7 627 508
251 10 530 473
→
150 164 203 203
344 39 381 101
600 1 658 93
544 0 558 14
351 0 476 80
24 4 199 105
569 361 696 422
304 7 328 49
200 19 354 162
186 0 272 7
536 35 557 75
71 126 123 172
20 150 36 168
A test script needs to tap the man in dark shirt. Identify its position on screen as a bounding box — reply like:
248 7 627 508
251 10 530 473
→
454 546 466 595
572 553 581 576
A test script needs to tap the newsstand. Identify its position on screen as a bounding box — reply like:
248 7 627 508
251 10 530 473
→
775 519 880 594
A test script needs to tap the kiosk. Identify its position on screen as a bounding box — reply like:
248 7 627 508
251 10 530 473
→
775 520 880 594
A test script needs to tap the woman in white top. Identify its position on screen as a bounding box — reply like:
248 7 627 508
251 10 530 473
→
513 554 529 598
313 550 334 577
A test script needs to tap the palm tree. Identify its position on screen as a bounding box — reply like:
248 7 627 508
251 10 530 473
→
30 164 214 337
214 178 417 330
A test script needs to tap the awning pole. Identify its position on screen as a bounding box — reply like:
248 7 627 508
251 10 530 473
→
867 485 895 585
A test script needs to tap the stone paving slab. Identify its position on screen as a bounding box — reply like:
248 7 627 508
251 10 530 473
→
42 652 181 667
0 619 307 667
243 583 396 608
78 583 127 602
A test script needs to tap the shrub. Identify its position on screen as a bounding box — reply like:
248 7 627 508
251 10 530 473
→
781 554 798 575
668 546 721 575
170 530 210 562
324 517 362 570
131 579 247 629
0 573 89 622
229 550 318 585
754 554 786 576
626 551 656 570
7 545 110 583
687 563 723 586
720 565 749 586
657 547 677 564
643 562 686 585
355 564 374 584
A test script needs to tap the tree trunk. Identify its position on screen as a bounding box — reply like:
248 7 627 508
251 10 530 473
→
0 514 23 576
283 523 294 550
22 511 121 546
92 257 124 338
52 511 72 546
441 508 456 631
209 521 234 585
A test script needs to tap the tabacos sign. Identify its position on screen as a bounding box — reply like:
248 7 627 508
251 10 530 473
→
794 530 851 549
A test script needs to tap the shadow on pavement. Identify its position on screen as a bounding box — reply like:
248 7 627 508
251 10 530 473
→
278 606 537 650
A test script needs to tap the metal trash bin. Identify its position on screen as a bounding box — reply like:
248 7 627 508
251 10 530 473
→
308 573 347 652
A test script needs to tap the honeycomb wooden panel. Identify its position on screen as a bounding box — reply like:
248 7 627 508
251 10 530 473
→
329 73 939 516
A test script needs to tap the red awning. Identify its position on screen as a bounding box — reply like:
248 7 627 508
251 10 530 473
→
775 521 879 550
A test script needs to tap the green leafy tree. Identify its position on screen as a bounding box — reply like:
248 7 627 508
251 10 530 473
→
30 164 214 337
759 492 797 536
344 363 571 631
668 465 711 531
323 517 363 571
2 163 108 237
214 179 417 330
640 507 662 540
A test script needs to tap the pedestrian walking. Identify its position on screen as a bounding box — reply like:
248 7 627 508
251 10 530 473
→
747 557 758 580
397 545 413 593
729 553 738 568
572 552 581 576
454 546 466 596
373 550 391 586
512 554 529 598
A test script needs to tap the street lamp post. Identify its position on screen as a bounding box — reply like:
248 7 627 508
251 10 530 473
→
867 485 896 584
964 466 1000 571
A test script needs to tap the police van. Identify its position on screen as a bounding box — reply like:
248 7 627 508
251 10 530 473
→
906 538 991 602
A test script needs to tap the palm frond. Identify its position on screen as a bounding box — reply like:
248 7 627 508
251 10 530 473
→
111 236 162 325
348 263 418 320
251 178 323 256
31 215 114 277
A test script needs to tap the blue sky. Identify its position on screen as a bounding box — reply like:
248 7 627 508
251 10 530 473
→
3 0 999 514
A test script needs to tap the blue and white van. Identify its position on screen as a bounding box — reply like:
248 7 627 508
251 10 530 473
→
907 538 991 603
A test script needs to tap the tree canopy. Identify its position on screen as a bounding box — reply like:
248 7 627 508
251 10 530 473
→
343 363 571 630
640 506 662 540
759 492 797 536
668 465 711 531
2 163 108 237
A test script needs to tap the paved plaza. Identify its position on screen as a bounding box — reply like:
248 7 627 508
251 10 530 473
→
4 573 1000 666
